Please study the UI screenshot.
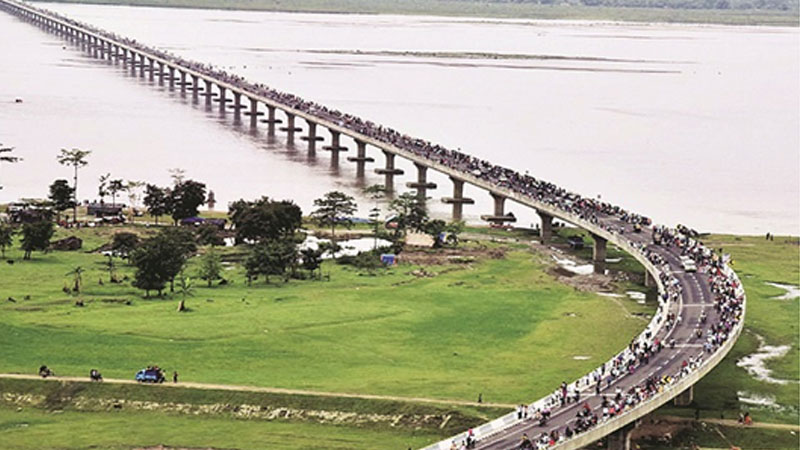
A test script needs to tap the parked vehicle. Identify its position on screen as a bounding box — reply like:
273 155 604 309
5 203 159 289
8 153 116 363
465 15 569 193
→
135 367 165 383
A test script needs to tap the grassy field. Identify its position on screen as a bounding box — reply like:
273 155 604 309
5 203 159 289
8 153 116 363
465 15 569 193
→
0 404 443 449
656 234 800 427
0 224 651 405
29 0 800 26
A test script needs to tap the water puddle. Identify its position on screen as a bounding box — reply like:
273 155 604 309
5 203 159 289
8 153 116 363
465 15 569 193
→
737 391 780 408
626 291 647 304
736 334 795 385
300 234 392 259
765 282 800 300
552 255 594 275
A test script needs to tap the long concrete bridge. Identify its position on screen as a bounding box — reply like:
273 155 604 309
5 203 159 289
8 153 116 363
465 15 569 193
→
0 2 746 449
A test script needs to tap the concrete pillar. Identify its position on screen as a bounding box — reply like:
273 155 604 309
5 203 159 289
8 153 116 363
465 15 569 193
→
217 86 226 112
139 53 146 77
323 130 348 167
441 177 475 222
158 62 165 83
191 75 200 97
347 139 374 178
301 120 324 154
168 66 176 88
538 211 553 243
673 386 694 406
644 270 656 288
179 71 187 91
481 193 516 224
279 113 302 144
261 105 282 136
592 233 608 274
406 163 436 200
148 58 155 81
204 80 213 104
606 422 636 450
374 150 404 192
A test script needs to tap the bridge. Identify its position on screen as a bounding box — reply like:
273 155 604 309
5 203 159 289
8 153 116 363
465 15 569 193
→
0 2 746 449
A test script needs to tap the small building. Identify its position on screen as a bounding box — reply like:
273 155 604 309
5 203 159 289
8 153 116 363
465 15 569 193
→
87 202 123 217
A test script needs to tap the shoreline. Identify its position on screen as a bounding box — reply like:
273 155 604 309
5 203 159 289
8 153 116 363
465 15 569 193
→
29 0 800 27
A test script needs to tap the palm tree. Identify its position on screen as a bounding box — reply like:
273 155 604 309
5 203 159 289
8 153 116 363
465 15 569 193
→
0 144 22 191
57 148 91 223
65 266 86 294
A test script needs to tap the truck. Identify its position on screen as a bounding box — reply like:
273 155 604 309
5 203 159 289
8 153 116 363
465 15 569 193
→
135 367 166 383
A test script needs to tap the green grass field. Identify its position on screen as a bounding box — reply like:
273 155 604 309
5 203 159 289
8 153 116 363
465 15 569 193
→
0 225 650 405
0 405 443 449
29 0 800 26
1 225 797 449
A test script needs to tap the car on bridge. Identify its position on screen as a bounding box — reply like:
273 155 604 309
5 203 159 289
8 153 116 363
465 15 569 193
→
680 255 697 272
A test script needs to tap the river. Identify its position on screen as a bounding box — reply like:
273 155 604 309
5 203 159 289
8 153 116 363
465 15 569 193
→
0 3 797 235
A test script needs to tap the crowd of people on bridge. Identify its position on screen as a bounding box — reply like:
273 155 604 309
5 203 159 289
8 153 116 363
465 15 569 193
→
14 5 746 450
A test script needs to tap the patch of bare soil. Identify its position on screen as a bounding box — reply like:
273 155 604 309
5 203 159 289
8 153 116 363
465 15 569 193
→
545 265 617 293
399 245 505 266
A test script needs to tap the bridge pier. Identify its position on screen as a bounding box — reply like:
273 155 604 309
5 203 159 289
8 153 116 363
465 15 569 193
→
301 120 324 155
179 70 188 92
246 98 263 128
375 150 404 192
538 211 553 243
592 233 608 274
442 177 474 222
347 139 374 178
673 386 694 406
323 130 348 167
406 163 436 200
191 75 200 98
203 80 213 103
168 66 176 88
481 192 516 224
261 105 282 136
147 58 155 81
280 113 302 145
606 421 638 450
644 270 656 288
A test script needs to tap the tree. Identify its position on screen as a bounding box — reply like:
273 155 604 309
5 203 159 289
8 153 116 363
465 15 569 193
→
311 191 357 238
143 184 170 224
20 220 54 260
445 221 465 247
363 184 386 250
98 173 110 204
130 229 194 297
108 179 124 207
169 168 186 186
389 192 428 238
300 247 323 279
65 266 86 294
424 219 448 248
229 197 302 244
111 231 140 259
195 223 225 247
124 180 145 220
170 180 207 224
0 144 22 191
176 270 194 311
48 179 75 222
244 240 296 284
57 148 91 222
104 254 118 283
197 247 222 287
0 223 16 258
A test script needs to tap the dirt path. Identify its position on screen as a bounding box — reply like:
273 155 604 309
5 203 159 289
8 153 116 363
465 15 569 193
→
0 373 514 409
658 415 800 431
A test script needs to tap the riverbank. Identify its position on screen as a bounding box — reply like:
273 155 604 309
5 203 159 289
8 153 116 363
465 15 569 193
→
28 0 800 26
